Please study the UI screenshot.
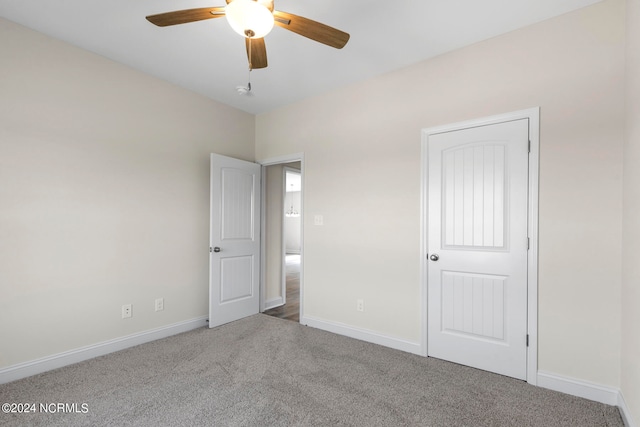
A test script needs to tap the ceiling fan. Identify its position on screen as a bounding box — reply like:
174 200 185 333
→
146 0 350 70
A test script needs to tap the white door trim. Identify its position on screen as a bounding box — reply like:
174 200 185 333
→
420 108 539 385
259 153 305 321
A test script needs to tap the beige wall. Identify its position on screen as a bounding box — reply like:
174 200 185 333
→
622 0 640 422
256 0 626 388
0 18 255 368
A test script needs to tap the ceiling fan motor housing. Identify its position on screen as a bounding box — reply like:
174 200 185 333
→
225 0 275 39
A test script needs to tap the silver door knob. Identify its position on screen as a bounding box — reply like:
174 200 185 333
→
213 247 221 253
430 254 439 261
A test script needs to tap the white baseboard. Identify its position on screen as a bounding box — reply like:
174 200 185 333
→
263 297 284 311
618 391 637 427
301 315 422 356
0 316 208 385
537 370 620 405
537 371 637 427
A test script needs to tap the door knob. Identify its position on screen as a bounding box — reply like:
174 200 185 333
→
213 247 221 253
429 254 439 261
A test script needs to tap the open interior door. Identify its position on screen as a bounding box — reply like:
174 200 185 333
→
209 153 261 328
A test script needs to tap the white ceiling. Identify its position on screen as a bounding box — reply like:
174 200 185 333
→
0 0 601 115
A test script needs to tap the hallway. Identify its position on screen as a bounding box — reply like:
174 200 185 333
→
263 254 300 322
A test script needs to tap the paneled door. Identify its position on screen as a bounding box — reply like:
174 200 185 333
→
209 154 261 328
427 119 529 380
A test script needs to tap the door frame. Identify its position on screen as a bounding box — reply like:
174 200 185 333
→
259 153 305 321
420 108 539 384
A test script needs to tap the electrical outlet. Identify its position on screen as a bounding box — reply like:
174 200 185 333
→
122 304 132 319
155 298 164 312
357 299 364 312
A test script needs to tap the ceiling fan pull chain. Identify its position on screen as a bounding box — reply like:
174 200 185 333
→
247 36 253 93
245 29 254 71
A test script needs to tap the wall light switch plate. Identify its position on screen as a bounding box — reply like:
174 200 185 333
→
314 214 324 226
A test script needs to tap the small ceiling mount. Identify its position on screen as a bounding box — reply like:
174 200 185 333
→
236 82 253 96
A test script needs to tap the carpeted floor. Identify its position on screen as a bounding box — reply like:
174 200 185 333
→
0 314 623 426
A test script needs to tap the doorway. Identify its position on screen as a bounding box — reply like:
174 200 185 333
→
261 157 303 322
263 253 301 321
421 108 539 384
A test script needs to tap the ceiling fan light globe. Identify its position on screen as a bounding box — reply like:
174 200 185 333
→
225 0 274 39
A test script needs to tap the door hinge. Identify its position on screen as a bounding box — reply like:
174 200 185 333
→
528 140 531 153
526 334 530 347
209 247 212 253
527 237 530 250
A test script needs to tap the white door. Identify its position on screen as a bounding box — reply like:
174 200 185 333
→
209 154 261 328
427 119 529 380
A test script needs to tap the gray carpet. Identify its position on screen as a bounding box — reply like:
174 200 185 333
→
0 314 623 426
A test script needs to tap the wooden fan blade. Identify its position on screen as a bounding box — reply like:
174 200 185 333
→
272 11 349 49
146 7 226 27
246 38 268 69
